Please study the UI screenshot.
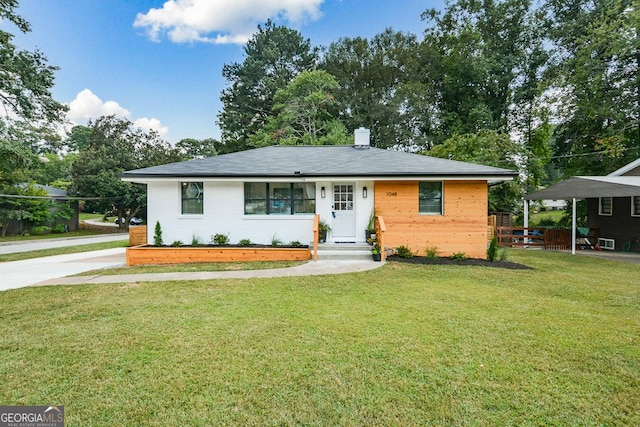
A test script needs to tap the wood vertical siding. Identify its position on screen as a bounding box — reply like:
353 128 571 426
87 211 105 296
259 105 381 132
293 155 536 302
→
374 180 489 259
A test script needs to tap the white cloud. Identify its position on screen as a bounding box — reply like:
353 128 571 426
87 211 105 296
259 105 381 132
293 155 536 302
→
67 89 130 122
134 0 324 44
66 89 169 138
134 117 169 139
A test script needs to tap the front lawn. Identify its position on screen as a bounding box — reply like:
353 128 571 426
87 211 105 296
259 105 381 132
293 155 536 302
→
1 250 638 425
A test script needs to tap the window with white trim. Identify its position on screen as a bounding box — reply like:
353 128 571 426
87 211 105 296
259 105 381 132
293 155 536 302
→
632 196 640 217
244 182 316 215
181 182 203 214
598 197 612 216
419 182 443 215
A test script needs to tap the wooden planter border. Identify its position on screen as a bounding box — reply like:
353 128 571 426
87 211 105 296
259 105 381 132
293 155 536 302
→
126 245 311 266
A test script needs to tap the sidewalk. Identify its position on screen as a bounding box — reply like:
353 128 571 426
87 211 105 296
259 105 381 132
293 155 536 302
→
0 233 128 255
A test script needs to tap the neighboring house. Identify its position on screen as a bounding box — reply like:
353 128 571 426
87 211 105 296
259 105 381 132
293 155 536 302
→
525 158 640 252
122 130 516 259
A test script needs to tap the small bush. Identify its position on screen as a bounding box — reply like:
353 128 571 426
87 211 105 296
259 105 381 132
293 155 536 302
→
212 233 230 245
450 252 467 261
51 223 67 233
191 235 203 246
171 240 183 247
396 245 414 258
425 245 438 258
498 248 509 261
537 217 558 227
238 238 252 247
31 226 51 235
153 221 163 246
487 236 499 262
271 235 283 247
289 240 302 247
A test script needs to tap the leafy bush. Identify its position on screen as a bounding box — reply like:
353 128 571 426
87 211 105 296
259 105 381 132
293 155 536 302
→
153 221 163 246
31 226 51 235
487 236 499 262
289 240 302 247
396 245 414 258
498 248 509 261
212 233 230 245
450 252 467 261
424 245 438 258
171 240 183 247
537 217 558 227
238 238 252 247
191 235 203 246
51 223 67 233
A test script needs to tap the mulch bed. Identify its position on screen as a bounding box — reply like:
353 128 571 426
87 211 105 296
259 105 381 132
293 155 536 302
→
387 255 533 270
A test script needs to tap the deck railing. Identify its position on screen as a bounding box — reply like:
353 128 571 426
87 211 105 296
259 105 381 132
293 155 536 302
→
497 226 572 250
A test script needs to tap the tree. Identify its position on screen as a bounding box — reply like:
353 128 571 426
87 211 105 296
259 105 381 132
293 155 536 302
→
249 70 351 146
545 0 640 176
321 29 430 148
218 20 318 152
428 130 524 211
175 138 218 159
422 0 546 141
69 116 182 229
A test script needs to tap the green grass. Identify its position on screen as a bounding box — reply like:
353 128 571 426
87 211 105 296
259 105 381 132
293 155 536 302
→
1 250 639 425
0 240 128 262
528 209 565 225
76 260 306 276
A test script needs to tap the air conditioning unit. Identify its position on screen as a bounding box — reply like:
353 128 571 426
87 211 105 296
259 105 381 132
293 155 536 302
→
598 238 615 250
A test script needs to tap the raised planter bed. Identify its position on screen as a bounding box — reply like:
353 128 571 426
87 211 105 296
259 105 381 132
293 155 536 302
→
126 245 311 266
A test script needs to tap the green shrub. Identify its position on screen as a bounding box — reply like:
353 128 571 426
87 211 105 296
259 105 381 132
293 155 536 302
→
212 233 230 245
238 238 252 247
450 252 467 261
51 223 67 233
153 221 163 246
271 235 283 247
289 240 302 247
487 236 499 262
171 240 183 247
31 226 51 235
396 245 414 258
191 235 203 246
498 248 509 261
424 245 438 258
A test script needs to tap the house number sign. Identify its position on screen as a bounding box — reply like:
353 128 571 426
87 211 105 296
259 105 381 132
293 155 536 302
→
386 192 398 196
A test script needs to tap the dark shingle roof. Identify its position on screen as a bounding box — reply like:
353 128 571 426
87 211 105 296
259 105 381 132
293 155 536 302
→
122 145 516 180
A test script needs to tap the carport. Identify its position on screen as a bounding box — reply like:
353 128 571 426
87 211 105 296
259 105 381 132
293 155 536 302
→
524 176 640 254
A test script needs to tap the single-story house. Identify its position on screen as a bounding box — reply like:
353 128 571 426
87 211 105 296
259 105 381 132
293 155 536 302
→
525 158 640 252
122 129 516 259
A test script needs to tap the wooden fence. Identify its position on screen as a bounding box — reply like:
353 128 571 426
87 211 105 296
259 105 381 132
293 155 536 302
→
496 227 572 250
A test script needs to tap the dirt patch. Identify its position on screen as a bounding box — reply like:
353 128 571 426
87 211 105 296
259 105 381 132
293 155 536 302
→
387 255 533 270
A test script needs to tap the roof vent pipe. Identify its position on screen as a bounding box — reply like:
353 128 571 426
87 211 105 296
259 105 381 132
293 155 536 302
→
354 127 370 148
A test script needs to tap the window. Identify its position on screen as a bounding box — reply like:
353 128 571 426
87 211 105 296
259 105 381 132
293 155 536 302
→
244 182 316 215
419 182 443 215
599 197 612 216
632 196 640 217
181 182 203 214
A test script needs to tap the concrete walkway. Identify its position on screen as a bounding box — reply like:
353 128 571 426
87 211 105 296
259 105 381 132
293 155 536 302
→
33 259 384 287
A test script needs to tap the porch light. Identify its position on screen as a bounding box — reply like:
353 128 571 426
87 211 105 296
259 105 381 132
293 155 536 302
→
363 186 368 198
321 187 326 198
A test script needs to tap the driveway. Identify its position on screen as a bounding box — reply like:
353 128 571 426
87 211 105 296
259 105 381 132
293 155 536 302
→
0 233 128 255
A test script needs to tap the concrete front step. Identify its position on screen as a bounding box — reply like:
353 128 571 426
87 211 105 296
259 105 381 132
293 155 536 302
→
313 243 374 261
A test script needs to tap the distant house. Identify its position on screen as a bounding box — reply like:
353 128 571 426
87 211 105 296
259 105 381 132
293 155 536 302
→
525 158 640 252
122 130 516 259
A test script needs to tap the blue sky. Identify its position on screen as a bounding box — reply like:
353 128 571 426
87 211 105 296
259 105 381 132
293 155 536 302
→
11 0 443 143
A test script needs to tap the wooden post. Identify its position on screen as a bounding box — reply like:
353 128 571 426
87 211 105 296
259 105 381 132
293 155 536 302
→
377 215 387 262
313 214 319 261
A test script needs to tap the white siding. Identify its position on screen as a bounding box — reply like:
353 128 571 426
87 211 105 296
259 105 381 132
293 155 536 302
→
146 180 375 245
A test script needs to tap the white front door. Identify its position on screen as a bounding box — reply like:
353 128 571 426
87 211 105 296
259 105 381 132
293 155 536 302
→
331 183 356 241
